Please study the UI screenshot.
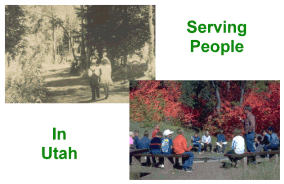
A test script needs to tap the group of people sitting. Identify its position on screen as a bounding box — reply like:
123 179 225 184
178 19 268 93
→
191 129 227 154
129 123 280 172
227 126 280 166
130 124 195 172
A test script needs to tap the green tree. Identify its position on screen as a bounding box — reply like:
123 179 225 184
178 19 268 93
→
5 5 25 65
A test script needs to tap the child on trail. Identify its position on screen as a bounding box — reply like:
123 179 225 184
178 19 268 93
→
192 132 202 154
133 130 140 149
216 129 227 154
159 129 174 168
202 131 213 153
225 128 245 167
152 124 160 138
149 131 163 167
173 129 194 172
100 55 113 99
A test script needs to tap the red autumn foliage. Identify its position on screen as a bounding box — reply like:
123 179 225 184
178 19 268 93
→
130 81 280 139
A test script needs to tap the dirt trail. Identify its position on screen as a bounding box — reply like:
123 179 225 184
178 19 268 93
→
42 63 129 103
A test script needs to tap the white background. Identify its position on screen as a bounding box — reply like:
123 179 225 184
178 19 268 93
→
1 0 283 183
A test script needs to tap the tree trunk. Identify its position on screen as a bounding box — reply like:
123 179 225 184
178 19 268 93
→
52 14 56 62
97 45 103 64
212 81 221 114
85 6 90 69
146 5 155 79
106 45 114 72
69 27 71 53
80 5 85 67
123 49 128 65
240 81 246 106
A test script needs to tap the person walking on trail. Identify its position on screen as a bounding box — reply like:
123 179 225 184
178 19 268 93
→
239 105 256 153
100 55 113 99
173 129 194 172
88 56 102 101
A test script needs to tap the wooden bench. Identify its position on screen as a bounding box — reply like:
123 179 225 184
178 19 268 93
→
131 153 211 172
224 150 280 170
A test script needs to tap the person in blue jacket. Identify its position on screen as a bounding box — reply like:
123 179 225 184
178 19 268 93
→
133 130 140 149
138 130 151 149
263 127 280 151
192 132 202 154
138 130 151 166
217 129 227 154
159 129 174 168
149 131 163 166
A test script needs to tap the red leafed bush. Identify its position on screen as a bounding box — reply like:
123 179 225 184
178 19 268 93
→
130 81 184 127
130 81 280 139
204 82 280 140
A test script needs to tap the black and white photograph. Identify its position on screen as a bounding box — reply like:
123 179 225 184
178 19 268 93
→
5 5 155 103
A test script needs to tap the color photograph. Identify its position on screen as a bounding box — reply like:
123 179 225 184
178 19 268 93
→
129 80 280 180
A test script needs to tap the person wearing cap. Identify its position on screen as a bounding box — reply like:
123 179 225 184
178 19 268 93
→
173 129 194 172
239 105 256 153
159 129 174 168
263 127 280 152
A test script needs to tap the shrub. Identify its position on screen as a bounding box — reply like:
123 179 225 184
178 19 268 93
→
5 52 47 103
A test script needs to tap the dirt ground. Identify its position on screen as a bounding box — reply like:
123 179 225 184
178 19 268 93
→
130 153 270 180
42 63 129 103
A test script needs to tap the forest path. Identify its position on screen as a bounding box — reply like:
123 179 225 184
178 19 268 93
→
42 63 129 103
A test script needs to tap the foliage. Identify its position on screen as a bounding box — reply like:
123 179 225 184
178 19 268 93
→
5 49 47 103
130 81 280 139
5 5 25 58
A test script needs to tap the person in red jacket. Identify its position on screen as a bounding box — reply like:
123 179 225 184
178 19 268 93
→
173 129 194 172
152 124 160 138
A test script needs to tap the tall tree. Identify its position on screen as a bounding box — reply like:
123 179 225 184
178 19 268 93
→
147 5 155 79
5 5 25 65
212 81 221 114
80 5 86 66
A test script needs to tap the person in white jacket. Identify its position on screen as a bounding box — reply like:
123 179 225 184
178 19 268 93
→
226 128 245 166
202 131 213 153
